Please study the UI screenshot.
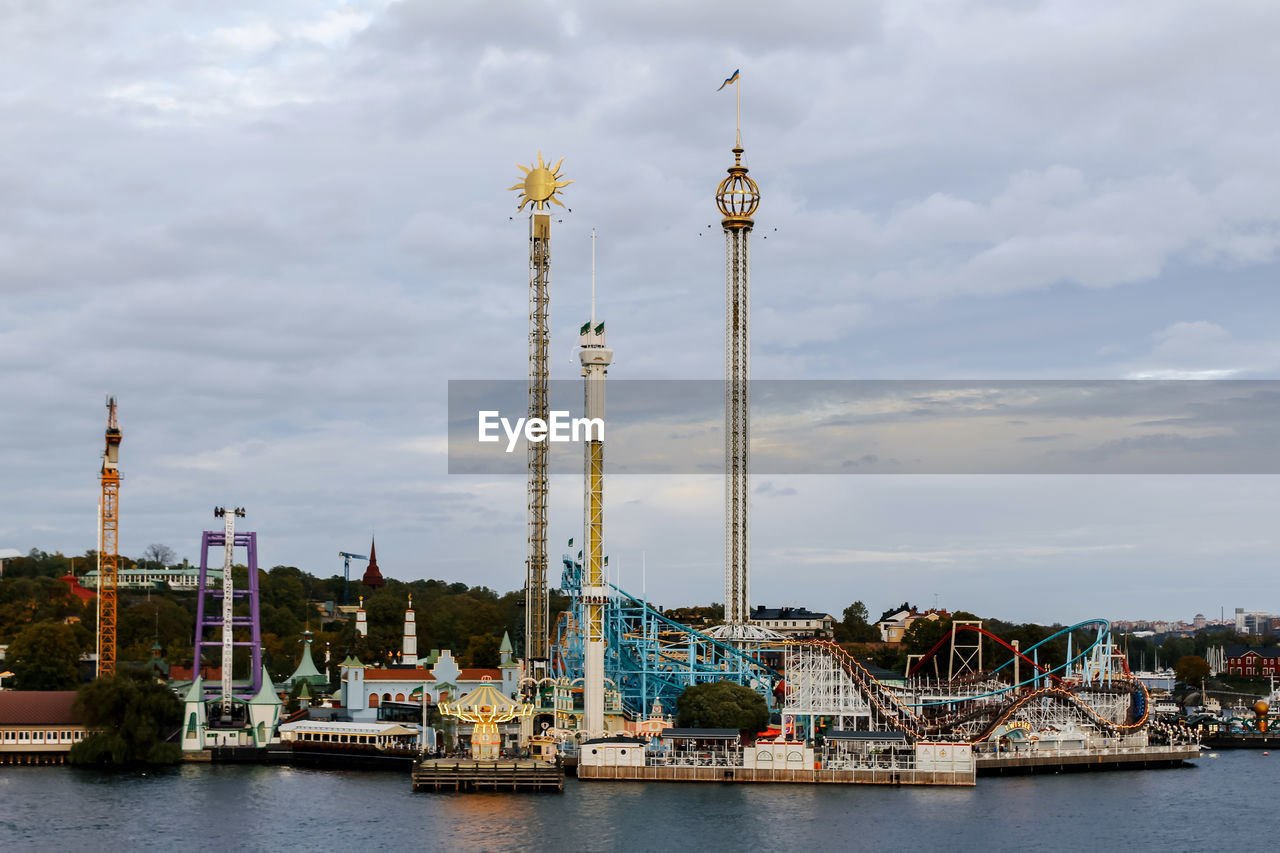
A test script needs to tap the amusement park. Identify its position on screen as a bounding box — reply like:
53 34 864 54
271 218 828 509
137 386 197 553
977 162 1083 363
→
1 73 1253 792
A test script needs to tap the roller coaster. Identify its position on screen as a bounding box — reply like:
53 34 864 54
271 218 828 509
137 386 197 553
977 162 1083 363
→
553 555 778 718
553 554 1151 746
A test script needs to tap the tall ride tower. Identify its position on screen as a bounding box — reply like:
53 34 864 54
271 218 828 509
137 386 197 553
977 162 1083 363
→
579 230 612 735
707 75 766 642
509 153 572 676
96 396 122 678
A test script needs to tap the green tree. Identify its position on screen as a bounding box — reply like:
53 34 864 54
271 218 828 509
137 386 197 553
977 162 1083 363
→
1174 655 1211 685
836 601 880 643
69 669 182 766
901 614 952 657
463 633 500 667
8 621 87 689
676 681 769 735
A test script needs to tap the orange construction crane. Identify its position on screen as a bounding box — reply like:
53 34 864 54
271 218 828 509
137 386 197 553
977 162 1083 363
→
96 397 122 678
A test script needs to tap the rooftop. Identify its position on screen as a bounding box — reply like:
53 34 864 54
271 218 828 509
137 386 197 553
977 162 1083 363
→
0 691 82 726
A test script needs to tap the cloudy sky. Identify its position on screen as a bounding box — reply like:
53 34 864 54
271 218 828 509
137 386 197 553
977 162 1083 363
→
3 0 1279 624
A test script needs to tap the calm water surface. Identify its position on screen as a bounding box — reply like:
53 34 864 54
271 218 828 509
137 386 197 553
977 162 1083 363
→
0 752 1271 852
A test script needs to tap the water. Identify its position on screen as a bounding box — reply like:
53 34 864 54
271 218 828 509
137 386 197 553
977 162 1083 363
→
0 752 1271 852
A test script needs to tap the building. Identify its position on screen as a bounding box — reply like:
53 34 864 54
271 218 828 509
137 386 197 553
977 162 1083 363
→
283 630 328 693
0 691 89 764
1234 608 1272 636
1224 646 1280 677
80 566 221 592
0 548 22 576
876 607 950 644
748 606 835 639
278 719 421 751
179 668 282 751
340 647 520 720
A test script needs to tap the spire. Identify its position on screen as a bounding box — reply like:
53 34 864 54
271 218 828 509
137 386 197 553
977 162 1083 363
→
499 631 515 666
288 629 325 688
361 537 385 589
249 665 279 705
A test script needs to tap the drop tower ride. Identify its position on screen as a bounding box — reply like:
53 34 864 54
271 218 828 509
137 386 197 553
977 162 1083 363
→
509 154 573 678
706 74 768 643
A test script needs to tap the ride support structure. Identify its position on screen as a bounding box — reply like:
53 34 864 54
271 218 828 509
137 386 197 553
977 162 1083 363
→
579 232 613 737
193 508 263 715
509 153 571 678
95 396 123 679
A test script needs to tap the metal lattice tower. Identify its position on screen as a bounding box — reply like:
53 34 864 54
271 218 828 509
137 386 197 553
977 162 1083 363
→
526 213 551 668
716 144 760 630
194 509 263 713
96 396 122 678
509 153 572 674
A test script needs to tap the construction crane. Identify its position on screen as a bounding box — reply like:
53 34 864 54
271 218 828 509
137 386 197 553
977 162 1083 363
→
96 396 122 678
338 551 368 605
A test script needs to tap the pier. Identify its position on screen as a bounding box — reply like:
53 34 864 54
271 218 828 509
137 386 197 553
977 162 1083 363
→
411 758 564 792
578 764 974 786
975 743 1199 775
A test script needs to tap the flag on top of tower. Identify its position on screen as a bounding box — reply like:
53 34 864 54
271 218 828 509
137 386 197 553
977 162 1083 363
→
717 69 739 91
568 537 574 547
594 321 604 335
580 321 591 335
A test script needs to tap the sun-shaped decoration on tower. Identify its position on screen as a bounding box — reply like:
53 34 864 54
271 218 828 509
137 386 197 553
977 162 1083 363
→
509 152 573 211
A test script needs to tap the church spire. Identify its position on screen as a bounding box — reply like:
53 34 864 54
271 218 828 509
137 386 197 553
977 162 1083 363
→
361 536 385 589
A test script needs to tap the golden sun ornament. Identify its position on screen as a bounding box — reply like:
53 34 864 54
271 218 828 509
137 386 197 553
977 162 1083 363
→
509 152 572 211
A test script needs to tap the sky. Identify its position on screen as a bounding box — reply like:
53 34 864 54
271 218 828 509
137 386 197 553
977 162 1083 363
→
3 0 1280 624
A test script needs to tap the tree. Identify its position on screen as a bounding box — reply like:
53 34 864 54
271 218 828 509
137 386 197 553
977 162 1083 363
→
1174 655 1211 685
676 681 769 735
463 633 500 667
141 544 177 567
836 601 880 643
8 621 87 689
901 614 952 657
69 669 182 766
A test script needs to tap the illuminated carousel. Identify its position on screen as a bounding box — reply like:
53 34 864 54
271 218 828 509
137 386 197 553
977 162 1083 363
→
440 676 534 760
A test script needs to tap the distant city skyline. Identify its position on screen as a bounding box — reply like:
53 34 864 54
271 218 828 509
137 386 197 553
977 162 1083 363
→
4 1 1280 624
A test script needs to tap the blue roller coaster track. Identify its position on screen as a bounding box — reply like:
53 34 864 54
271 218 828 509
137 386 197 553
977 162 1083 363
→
552 555 779 717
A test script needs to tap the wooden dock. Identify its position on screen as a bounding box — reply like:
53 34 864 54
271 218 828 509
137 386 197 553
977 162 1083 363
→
411 758 564 792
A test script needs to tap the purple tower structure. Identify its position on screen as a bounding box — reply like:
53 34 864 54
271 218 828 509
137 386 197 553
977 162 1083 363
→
194 524 263 704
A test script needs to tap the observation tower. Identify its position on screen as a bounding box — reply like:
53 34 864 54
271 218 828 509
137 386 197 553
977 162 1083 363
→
509 153 573 678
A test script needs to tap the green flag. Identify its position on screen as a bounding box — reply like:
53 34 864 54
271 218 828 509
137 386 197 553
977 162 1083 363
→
603 555 609 566
579 321 591 335
567 537 574 547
